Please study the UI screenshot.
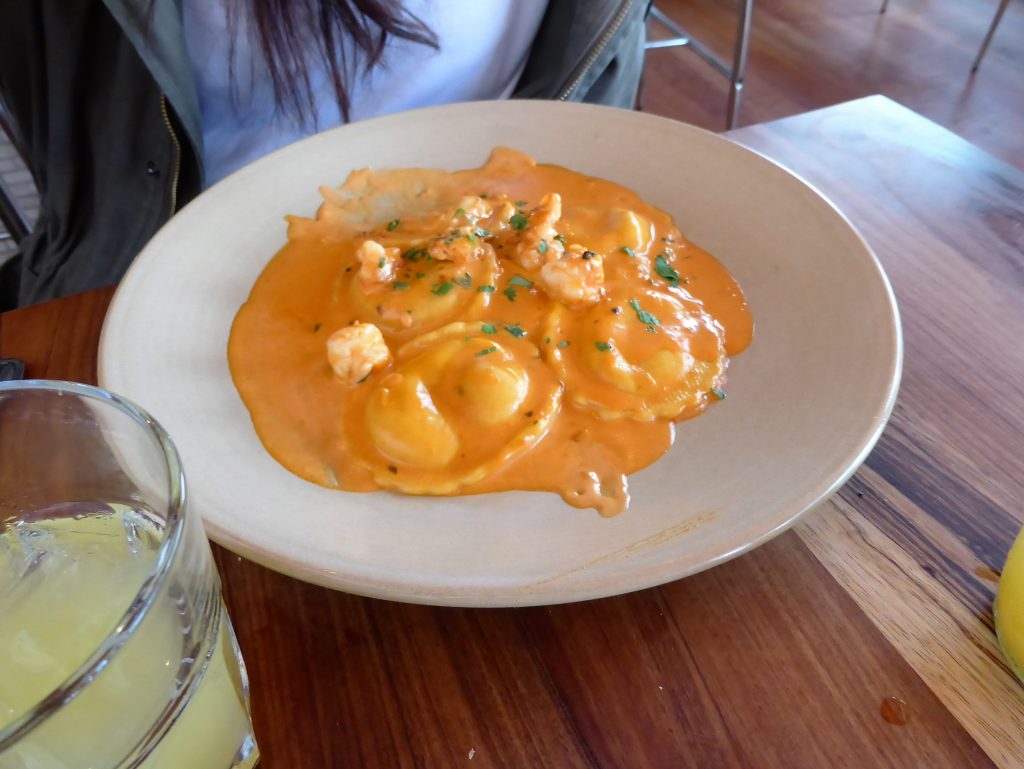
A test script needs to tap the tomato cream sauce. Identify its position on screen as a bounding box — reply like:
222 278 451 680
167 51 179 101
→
228 149 752 515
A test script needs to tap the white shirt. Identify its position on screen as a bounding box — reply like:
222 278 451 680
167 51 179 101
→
182 0 548 186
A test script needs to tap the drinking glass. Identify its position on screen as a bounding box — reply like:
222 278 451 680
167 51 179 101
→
0 380 259 768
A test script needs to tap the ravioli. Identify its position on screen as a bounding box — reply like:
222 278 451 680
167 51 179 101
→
228 148 753 515
543 289 726 421
343 322 562 494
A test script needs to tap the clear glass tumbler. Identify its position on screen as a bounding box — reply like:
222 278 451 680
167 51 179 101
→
0 380 259 769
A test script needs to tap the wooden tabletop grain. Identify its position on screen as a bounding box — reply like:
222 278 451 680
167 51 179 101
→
2 95 1022 768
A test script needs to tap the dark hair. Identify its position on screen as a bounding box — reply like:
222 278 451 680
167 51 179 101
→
188 0 438 123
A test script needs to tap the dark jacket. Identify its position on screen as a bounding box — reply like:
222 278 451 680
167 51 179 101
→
0 0 648 308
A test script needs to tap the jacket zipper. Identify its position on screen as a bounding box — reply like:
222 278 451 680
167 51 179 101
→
556 0 634 101
160 95 182 217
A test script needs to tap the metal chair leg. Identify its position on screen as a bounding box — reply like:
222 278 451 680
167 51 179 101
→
647 1 756 129
726 0 755 129
972 0 1011 72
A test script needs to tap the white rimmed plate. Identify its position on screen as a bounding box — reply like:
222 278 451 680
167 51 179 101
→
99 100 901 607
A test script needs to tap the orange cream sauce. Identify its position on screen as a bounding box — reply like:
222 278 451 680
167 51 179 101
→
228 149 752 515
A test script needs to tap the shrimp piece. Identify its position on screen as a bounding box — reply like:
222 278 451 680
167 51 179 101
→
452 195 493 223
426 228 486 264
539 244 605 307
357 240 401 292
514 193 563 270
480 200 516 236
326 322 392 384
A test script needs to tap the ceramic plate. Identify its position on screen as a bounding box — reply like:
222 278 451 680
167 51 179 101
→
98 101 901 606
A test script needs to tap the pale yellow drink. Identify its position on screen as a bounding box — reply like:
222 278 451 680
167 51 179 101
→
0 505 258 769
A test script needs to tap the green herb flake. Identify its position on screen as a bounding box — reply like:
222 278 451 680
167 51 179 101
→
508 274 533 288
465 232 479 245
477 284 496 293
710 386 727 400
628 298 661 327
621 246 636 258
386 219 400 231
392 281 411 291
544 337 551 344
475 346 498 357
654 254 680 286
505 324 526 338
414 272 426 279
553 234 567 245
537 240 549 255
377 257 386 268
431 282 454 296
481 323 497 334
475 226 492 238
454 207 466 218
503 287 517 302
313 322 322 332
514 200 528 207
402 247 424 262
594 341 613 352
479 192 489 198
556 340 570 349
454 273 473 288
510 212 528 232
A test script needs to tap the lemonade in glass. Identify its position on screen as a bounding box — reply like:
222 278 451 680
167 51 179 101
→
0 381 259 769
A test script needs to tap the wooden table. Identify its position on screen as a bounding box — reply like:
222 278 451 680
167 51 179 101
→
3 95 1023 767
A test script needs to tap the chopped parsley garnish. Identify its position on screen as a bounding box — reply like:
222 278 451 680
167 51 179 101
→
477 284 496 293
475 346 498 357
553 234 567 245
594 341 612 352
621 246 636 258
415 272 426 279
475 226 492 238
431 281 454 296
654 254 680 286
544 337 551 344
505 324 526 338
510 212 528 231
537 240 549 255
392 281 410 291
377 257 386 268
628 298 661 327
556 340 570 349
454 273 473 288
503 287 517 302
508 274 533 288
481 323 497 334
466 232 479 245
710 387 727 400
514 200 528 207
386 219 400 231
454 207 466 218
402 247 424 262
313 322 322 332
